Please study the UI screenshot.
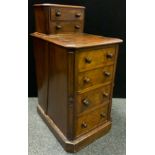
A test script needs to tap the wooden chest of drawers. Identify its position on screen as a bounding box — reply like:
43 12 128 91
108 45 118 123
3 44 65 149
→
34 3 85 34
31 32 122 152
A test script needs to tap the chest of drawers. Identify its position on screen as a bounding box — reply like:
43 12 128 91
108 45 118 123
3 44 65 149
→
34 3 85 34
31 32 122 152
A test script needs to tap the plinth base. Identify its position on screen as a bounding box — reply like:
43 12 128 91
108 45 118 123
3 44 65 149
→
37 104 112 153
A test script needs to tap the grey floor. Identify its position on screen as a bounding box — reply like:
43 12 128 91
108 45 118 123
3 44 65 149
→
28 98 126 155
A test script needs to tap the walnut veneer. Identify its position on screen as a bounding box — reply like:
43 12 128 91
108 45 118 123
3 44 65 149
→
31 32 122 152
34 3 85 34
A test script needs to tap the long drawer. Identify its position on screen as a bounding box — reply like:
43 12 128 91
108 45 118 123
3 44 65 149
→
76 84 111 114
75 104 109 137
77 45 116 72
77 65 114 91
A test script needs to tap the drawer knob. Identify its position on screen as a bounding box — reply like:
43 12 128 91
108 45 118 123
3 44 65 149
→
56 25 62 29
55 10 61 16
82 98 90 106
84 77 90 83
100 112 106 118
103 92 109 97
81 122 87 128
85 57 92 63
104 71 111 77
106 53 113 58
75 13 81 17
75 25 80 29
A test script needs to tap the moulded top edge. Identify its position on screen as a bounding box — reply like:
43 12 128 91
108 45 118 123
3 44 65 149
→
30 32 123 49
33 3 85 9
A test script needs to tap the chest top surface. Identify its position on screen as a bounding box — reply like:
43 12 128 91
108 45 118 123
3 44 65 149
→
33 3 85 9
31 32 123 49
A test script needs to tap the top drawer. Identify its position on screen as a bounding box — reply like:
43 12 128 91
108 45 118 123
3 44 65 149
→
50 7 84 21
77 46 116 72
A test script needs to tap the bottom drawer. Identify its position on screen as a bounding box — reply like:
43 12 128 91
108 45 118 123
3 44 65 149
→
49 21 83 34
75 104 109 137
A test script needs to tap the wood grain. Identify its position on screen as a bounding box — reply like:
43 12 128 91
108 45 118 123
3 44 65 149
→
77 45 116 72
47 45 68 137
49 21 83 34
31 32 123 48
33 38 49 113
37 104 111 152
33 4 85 34
32 27 123 152
34 3 85 9
77 65 114 91
50 7 84 21
76 84 111 114
75 104 109 137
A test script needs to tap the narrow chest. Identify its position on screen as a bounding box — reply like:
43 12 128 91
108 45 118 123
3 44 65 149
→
32 32 122 152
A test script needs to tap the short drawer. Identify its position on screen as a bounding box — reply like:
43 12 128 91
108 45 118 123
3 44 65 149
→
77 46 116 72
76 84 111 114
34 4 85 34
75 104 108 137
77 65 114 91
50 7 84 21
49 21 83 34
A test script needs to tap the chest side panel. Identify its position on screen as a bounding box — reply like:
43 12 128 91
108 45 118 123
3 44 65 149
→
47 45 69 137
33 38 49 113
34 7 45 33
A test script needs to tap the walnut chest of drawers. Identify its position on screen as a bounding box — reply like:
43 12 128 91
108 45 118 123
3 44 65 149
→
31 32 122 152
34 3 85 34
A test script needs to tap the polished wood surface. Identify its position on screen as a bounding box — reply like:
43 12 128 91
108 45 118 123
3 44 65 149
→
32 32 122 152
76 84 111 114
47 45 68 137
49 21 84 34
34 4 85 34
75 104 108 137
77 65 114 91
33 38 49 113
77 45 116 72
50 7 84 21
32 4 123 151
37 104 111 152
34 6 49 33
31 32 123 48
34 3 85 8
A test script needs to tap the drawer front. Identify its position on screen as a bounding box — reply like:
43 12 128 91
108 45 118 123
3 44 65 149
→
75 104 108 137
76 85 111 114
50 7 84 21
77 65 114 91
77 46 116 72
49 21 83 34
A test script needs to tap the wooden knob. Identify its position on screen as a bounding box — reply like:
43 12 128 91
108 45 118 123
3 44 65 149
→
103 92 109 97
56 25 62 29
84 77 90 83
55 10 61 16
85 57 92 63
100 112 106 118
82 98 90 106
104 71 111 77
75 25 80 29
75 13 81 17
81 122 87 128
106 53 113 58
